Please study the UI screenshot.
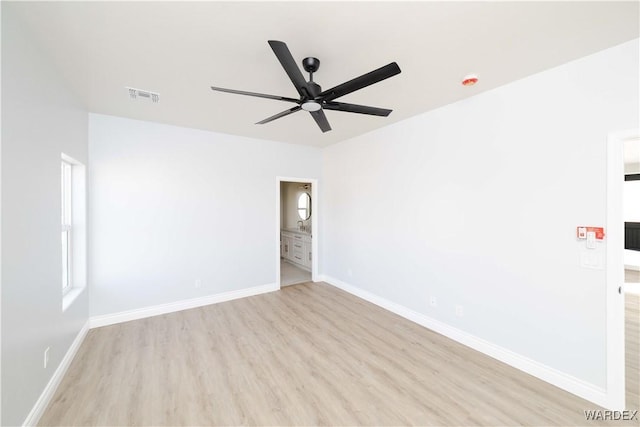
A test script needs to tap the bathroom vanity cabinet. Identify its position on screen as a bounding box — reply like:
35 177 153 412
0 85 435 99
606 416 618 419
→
281 229 312 271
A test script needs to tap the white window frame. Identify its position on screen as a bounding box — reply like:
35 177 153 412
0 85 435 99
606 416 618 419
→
61 153 87 311
61 159 73 295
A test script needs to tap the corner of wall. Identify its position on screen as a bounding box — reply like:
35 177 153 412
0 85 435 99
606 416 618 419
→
21 322 90 427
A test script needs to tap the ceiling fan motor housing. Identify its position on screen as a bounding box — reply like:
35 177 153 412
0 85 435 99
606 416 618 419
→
306 82 322 98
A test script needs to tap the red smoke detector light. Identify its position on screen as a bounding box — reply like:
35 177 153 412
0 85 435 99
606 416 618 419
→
462 74 478 86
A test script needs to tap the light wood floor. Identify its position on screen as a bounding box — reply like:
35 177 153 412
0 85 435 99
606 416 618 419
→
627 292 640 411
627 268 640 283
280 259 310 287
40 283 638 426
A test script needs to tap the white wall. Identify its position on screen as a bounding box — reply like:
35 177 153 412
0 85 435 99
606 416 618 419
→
281 181 312 230
0 4 4 423
322 39 639 390
1 8 89 426
89 114 321 316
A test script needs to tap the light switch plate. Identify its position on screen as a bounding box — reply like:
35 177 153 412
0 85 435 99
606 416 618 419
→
577 227 587 239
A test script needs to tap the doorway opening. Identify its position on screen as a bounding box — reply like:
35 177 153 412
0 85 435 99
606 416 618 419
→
276 177 318 288
606 130 640 410
623 136 640 410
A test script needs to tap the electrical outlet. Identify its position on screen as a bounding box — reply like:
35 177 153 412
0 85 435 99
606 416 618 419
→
455 305 464 317
429 296 437 307
44 347 50 369
347 269 353 278
195 279 202 288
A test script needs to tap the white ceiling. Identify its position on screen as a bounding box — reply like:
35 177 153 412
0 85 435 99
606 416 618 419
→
7 1 639 147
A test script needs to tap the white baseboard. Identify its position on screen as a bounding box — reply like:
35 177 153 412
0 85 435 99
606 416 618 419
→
89 283 279 329
322 275 610 409
23 320 90 427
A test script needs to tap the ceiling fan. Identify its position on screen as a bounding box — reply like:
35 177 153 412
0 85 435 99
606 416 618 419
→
210 40 401 133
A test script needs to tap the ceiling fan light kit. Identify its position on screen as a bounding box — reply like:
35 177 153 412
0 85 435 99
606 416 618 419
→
210 40 401 133
301 101 321 112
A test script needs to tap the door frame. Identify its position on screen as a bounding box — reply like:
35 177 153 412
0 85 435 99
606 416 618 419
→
276 176 319 288
606 128 639 409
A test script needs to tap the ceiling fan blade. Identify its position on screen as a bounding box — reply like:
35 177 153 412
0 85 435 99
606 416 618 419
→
256 106 302 124
268 40 309 98
322 102 392 117
210 86 299 103
310 110 331 133
318 62 401 102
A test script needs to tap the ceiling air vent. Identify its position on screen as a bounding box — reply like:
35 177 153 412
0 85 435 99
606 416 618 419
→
127 87 159 103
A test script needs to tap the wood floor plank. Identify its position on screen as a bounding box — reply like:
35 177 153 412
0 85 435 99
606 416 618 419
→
39 283 639 426
627 292 640 411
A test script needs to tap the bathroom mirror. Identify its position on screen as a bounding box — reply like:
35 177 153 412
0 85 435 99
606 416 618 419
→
297 192 311 220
